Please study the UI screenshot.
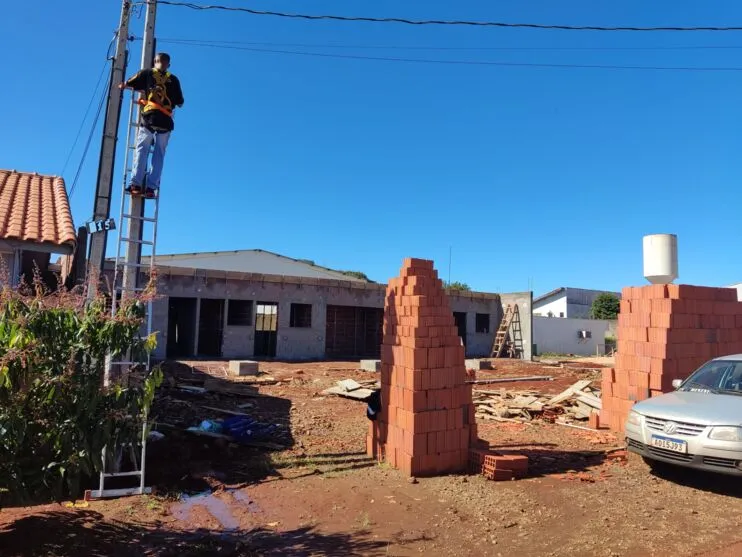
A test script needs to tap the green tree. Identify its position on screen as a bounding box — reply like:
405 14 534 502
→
590 293 621 319
0 282 162 503
340 270 370 281
445 281 472 292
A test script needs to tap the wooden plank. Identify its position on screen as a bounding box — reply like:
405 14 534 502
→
466 375 553 385
574 392 602 409
321 386 375 400
337 379 363 392
546 379 592 405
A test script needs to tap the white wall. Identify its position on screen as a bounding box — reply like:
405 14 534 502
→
533 316 611 356
533 296 567 318
729 283 742 301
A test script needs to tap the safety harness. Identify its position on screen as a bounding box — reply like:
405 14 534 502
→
138 70 174 117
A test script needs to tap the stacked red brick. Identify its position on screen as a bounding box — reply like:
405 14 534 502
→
601 284 742 432
367 258 476 476
469 447 528 481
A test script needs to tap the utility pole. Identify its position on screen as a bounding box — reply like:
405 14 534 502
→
122 0 157 295
87 0 131 298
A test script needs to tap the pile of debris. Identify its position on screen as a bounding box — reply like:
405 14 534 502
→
474 379 601 425
321 378 379 400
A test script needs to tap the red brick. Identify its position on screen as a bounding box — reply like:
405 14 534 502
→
614 382 629 400
628 385 650 402
428 347 445 368
646 284 668 299
444 345 464 367
650 312 671 329
601 380 613 398
602 368 616 383
589 412 600 430
649 358 676 376
721 315 736 329
649 373 676 392
427 432 438 454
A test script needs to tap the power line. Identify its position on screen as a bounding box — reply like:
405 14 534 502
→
153 1 742 32
158 37 742 52
161 40 742 72
60 34 117 177
69 73 110 200
60 58 110 177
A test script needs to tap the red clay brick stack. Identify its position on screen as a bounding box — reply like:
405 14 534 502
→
367 258 475 476
367 257 529 481
600 283 742 432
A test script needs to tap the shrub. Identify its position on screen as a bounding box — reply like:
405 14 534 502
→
590 293 620 320
0 277 162 504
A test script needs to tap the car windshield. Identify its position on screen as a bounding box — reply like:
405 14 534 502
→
680 360 742 394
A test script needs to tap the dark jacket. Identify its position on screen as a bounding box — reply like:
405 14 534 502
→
125 68 184 132
366 389 381 421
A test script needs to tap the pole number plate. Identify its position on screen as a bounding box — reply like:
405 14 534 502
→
87 218 116 234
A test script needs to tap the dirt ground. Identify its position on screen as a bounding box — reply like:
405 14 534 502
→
2 357 742 556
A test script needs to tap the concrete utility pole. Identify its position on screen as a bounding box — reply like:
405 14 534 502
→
87 0 131 297
122 0 157 294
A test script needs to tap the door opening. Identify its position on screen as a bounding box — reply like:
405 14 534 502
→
254 302 279 358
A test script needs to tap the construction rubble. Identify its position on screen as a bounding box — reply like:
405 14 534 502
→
474 379 601 425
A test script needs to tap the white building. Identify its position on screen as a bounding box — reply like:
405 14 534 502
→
726 283 742 301
533 287 621 319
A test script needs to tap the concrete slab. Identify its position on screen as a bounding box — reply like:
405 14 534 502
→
229 360 259 377
465 359 493 371
360 359 381 372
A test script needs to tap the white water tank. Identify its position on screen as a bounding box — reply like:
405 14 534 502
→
643 234 678 284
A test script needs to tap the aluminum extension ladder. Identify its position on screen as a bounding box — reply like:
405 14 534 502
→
86 90 160 500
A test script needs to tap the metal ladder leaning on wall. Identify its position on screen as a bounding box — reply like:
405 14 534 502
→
86 89 161 500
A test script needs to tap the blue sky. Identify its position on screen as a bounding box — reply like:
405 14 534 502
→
2 1 742 294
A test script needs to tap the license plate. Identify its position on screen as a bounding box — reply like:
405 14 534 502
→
651 435 687 453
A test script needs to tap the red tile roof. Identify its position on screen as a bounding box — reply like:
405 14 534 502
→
0 170 76 251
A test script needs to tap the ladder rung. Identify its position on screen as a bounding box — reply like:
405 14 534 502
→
87 487 152 500
120 237 154 246
103 471 142 478
122 213 157 223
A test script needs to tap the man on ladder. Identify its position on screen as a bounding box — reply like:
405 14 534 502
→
119 52 184 199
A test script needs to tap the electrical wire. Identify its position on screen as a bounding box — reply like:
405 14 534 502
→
160 39 742 72
60 33 117 177
157 37 742 52
60 59 110 177
68 73 110 200
152 1 742 32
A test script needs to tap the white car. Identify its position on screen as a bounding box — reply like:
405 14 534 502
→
625 354 742 475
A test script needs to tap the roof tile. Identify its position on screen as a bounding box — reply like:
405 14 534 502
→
0 170 76 250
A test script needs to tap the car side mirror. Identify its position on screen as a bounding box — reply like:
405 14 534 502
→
671 379 683 389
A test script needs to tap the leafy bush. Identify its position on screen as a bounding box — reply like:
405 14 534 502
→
445 281 471 292
0 278 162 504
590 293 620 320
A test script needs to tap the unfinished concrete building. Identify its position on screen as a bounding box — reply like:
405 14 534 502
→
103 249 532 362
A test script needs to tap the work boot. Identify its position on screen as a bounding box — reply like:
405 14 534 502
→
126 183 143 196
144 187 158 199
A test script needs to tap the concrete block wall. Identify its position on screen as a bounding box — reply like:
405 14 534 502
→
151 270 385 360
147 266 533 362
601 284 742 432
533 316 612 356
